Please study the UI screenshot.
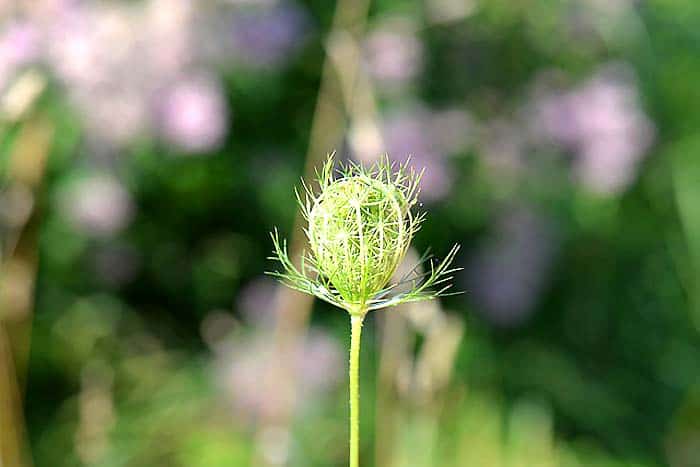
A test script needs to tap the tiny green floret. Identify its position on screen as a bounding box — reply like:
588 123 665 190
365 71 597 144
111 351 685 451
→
269 154 461 315
267 154 460 467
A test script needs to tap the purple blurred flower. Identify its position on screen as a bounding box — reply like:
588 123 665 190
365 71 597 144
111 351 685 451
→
214 328 343 422
1 21 41 64
47 3 154 143
365 18 424 90
48 0 193 86
60 174 134 237
45 0 216 146
143 0 195 77
379 107 454 201
465 206 557 327
10 0 242 148
217 334 275 420
236 276 278 327
229 1 310 69
0 21 42 90
532 64 654 194
353 105 472 201
82 90 151 146
156 73 229 153
298 330 344 392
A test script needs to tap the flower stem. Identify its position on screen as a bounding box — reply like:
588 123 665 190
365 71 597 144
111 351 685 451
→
349 312 364 467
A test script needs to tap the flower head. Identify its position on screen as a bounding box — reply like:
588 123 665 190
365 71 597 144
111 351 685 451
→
157 73 229 153
269 155 460 315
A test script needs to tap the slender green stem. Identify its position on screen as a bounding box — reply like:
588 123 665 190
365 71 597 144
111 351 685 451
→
349 311 364 467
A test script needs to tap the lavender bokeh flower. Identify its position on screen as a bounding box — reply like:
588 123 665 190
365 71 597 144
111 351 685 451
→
208 275 344 423
297 330 344 394
0 21 40 63
156 73 229 153
5 0 317 148
143 0 194 78
216 333 277 420
377 108 453 201
465 206 557 327
47 2 158 143
365 17 424 90
213 328 343 422
352 106 472 201
43 0 226 148
60 174 134 237
0 20 41 90
229 1 310 69
236 276 278 327
531 64 654 195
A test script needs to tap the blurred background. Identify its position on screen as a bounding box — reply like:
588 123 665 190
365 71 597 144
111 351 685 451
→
1 0 700 466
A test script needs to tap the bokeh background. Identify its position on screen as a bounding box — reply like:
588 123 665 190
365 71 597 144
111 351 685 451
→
2 0 700 466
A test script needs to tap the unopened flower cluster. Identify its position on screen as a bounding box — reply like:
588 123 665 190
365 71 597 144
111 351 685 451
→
270 156 459 315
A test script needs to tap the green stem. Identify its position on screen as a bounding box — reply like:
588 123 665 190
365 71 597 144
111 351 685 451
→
349 312 364 467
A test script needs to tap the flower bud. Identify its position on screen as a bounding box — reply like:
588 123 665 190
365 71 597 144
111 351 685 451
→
308 176 412 304
269 155 459 314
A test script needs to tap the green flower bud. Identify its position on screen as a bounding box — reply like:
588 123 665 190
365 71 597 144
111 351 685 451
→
269 154 459 315
308 176 411 304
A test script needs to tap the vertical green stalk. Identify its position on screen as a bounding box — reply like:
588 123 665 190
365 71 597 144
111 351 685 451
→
349 311 364 467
